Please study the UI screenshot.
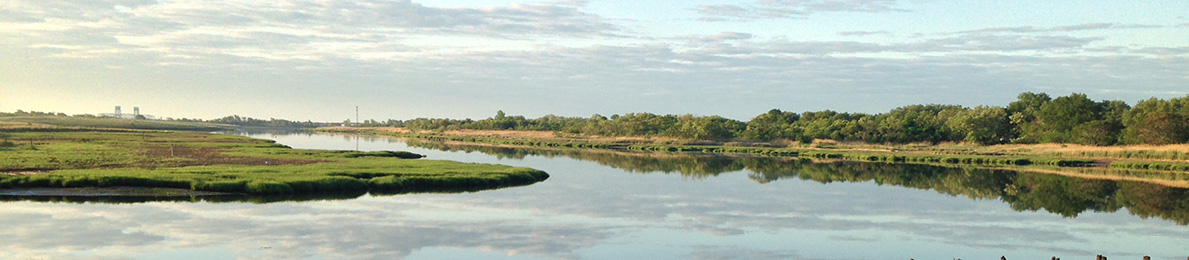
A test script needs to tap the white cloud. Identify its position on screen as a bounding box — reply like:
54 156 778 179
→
950 23 1164 35
695 0 906 21
0 0 623 66
838 30 890 36
1 1 1186 120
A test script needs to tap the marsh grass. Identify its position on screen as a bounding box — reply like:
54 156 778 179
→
0 125 548 195
0 115 232 131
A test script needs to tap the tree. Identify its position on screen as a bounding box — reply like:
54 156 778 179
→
873 104 962 144
1071 120 1119 146
1123 96 1189 144
1007 92 1051 143
742 109 800 140
948 106 1011 145
1037 93 1099 143
1128 112 1186 145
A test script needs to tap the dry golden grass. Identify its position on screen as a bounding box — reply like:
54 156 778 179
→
0 121 53 129
327 127 1189 163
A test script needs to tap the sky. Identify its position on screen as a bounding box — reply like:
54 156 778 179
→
1 0 1187 122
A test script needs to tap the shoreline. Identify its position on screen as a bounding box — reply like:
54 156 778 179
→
319 126 1189 174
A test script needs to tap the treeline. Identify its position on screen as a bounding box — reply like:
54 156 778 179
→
0 110 70 117
206 115 325 128
361 92 1189 146
0 111 326 129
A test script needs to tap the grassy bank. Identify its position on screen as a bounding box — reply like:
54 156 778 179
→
1 114 234 131
320 127 1188 172
0 125 548 195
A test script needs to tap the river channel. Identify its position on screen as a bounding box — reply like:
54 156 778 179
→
2 131 1187 259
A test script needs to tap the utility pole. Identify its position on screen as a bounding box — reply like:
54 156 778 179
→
355 106 359 127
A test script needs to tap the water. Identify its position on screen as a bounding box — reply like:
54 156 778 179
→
2 132 1188 260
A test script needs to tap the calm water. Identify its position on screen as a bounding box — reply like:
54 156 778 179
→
2 132 1188 260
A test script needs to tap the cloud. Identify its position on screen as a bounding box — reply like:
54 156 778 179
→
951 23 1163 35
686 245 800 260
839 30 891 36
1 1 1186 120
0 0 624 65
695 0 907 21
0 212 165 251
682 33 1101 57
684 32 755 46
694 4 773 21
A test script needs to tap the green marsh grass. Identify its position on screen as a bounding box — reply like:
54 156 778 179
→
0 126 548 195
0 115 232 131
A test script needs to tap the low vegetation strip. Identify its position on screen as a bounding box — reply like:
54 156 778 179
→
1111 161 1189 171
0 126 548 195
321 127 1176 172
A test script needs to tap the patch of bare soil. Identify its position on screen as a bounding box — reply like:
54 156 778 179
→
141 145 325 167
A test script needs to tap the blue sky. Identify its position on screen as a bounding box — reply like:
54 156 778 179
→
2 0 1186 121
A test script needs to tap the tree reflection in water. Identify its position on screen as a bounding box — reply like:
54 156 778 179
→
403 138 1189 225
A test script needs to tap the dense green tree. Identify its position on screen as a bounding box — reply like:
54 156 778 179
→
948 106 1011 145
795 110 870 142
670 115 746 140
301 92 1184 145
1123 96 1189 144
1071 120 1120 146
872 104 962 143
742 109 801 140
1007 92 1052 143
1036 93 1101 143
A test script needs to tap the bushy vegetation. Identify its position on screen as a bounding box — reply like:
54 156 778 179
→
345 93 1189 146
0 127 548 195
206 115 326 128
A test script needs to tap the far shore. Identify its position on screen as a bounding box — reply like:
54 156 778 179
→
320 126 1189 173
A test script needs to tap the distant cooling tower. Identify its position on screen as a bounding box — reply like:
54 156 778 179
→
115 106 122 118
134 107 140 117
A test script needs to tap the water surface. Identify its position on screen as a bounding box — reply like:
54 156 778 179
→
2 132 1187 260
